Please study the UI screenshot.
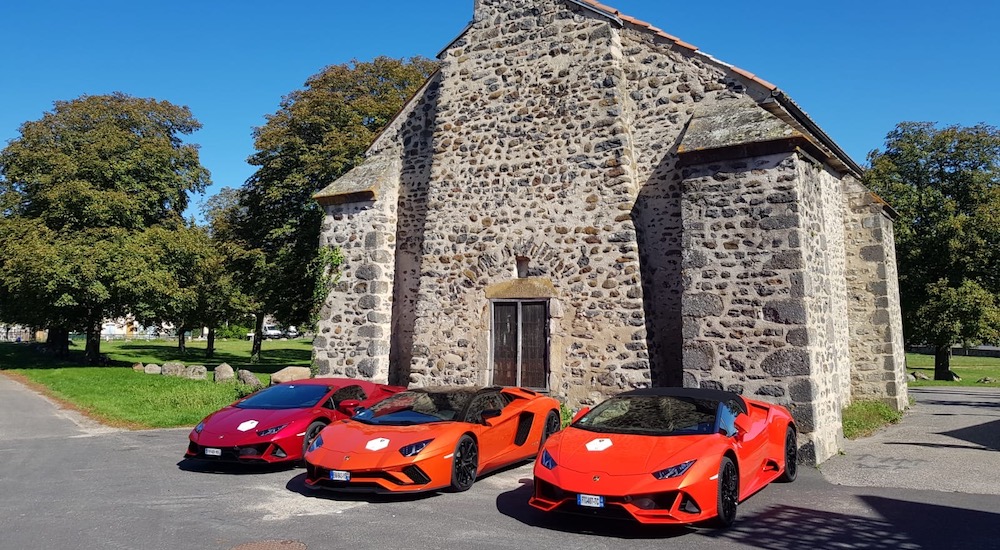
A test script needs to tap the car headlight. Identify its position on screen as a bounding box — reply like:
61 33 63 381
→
194 422 205 434
540 449 557 470
256 424 288 437
307 434 324 453
399 439 433 457
652 459 696 480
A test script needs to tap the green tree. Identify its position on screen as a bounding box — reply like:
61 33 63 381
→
865 122 1000 379
0 93 210 361
237 56 437 357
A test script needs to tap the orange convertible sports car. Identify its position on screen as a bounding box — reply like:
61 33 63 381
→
304 386 562 493
530 388 797 527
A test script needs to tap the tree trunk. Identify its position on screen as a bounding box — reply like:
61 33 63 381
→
84 320 101 364
934 344 953 380
251 313 264 362
46 326 70 357
177 326 187 354
206 325 216 359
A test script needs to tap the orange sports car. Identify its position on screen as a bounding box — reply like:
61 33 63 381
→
304 386 562 493
530 388 797 527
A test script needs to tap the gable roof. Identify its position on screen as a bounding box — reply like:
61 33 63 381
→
440 0 862 177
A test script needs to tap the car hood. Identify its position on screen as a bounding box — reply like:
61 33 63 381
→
201 406 310 436
547 427 719 476
317 420 456 453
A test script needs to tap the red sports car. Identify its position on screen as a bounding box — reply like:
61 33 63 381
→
185 378 403 464
530 388 797 527
304 386 562 493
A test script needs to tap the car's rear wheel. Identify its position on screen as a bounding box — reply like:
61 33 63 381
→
779 424 798 482
714 456 739 528
541 410 561 446
450 435 478 492
301 421 326 461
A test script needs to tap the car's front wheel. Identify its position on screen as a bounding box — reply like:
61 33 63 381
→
301 421 326 460
714 456 739 528
779 424 798 482
450 435 478 492
541 410 561 447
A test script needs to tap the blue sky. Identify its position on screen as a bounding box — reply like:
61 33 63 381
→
3 0 998 218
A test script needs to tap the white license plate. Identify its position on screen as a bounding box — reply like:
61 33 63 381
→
205 447 222 457
330 470 351 482
578 494 604 508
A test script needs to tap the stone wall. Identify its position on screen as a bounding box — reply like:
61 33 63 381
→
844 179 909 409
404 0 654 402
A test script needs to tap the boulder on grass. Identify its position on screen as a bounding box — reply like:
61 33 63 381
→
270 366 312 385
162 361 185 377
214 363 234 383
237 369 263 389
144 364 162 375
185 365 207 381
131 362 145 372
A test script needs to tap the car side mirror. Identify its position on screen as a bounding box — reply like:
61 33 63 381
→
733 414 751 437
571 407 590 424
338 399 362 415
480 409 502 424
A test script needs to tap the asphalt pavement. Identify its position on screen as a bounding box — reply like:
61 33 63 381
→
1 375 998 550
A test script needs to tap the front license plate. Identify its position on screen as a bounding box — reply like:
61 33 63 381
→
205 447 222 457
329 470 351 482
578 494 604 508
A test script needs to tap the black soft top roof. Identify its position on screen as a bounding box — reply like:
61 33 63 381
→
620 387 745 406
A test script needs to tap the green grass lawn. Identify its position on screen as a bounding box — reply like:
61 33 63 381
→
0 338 311 429
906 352 1000 387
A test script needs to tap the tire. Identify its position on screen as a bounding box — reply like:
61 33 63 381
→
714 456 739 528
779 424 798 482
540 410 561 447
302 420 327 460
450 435 479 492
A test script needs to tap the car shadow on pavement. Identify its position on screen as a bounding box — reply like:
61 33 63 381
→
705 497 1000 549
283 472 439 504
495 478 694 539
176 458 298 475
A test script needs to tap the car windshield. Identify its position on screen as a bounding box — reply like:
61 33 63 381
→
355 390 476 425
235 384 330 410
573 395 719 436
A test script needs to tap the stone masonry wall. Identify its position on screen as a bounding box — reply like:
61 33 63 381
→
844 179 909 409
680 152 840 463
795 160 851 462
315 193 399 383
404 0 654 403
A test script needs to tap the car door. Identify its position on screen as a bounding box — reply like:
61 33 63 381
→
464 391 518 471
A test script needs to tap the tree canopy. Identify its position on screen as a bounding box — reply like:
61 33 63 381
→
0 93 211 360
234 56 438 350
865 122 1000 379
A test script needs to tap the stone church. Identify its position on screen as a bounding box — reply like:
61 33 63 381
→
312 0 908 464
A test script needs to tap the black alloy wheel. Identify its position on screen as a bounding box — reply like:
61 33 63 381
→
541 410 561 446
302 421 326 460
450 435 479 492
779 424 798 482
714 456 739 528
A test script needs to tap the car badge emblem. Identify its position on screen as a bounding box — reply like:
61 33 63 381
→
237 420 259 432
585 438 613 452
344 455 350 461
365 437 390 451
593 475 601 482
